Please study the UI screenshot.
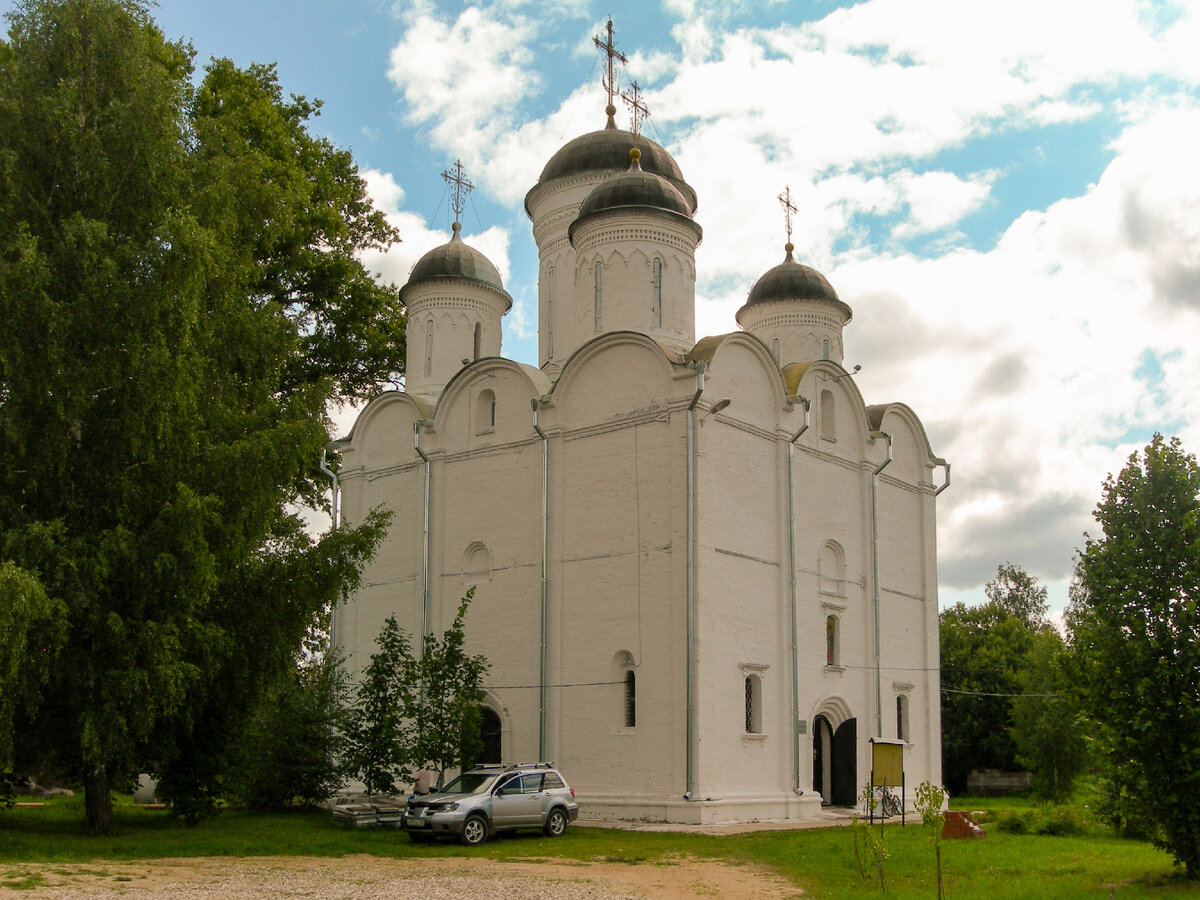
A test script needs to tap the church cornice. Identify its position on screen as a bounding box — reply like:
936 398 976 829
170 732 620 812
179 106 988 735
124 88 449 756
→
572 216 702 254
405 293 511 317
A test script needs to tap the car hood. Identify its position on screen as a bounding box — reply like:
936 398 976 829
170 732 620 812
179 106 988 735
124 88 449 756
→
409 790 482 805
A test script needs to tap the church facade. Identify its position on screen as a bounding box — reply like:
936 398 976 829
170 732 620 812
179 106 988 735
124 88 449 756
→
332 103 947 823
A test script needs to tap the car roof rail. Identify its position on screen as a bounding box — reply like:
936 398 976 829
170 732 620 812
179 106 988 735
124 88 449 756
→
468 761 556 772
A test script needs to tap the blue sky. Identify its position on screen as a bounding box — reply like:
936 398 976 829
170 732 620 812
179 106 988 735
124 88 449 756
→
8 0 1199 613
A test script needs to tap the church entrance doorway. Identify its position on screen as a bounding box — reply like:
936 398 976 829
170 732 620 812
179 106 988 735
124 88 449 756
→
478 707 502 764
812 715 857 806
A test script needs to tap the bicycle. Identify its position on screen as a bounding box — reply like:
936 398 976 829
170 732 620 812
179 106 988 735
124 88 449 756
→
877 784 902 818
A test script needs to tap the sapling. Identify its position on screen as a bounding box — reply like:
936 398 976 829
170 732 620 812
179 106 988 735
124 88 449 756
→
915 780 949 899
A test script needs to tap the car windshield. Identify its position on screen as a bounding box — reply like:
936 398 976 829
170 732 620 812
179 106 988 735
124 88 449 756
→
438 772 497 795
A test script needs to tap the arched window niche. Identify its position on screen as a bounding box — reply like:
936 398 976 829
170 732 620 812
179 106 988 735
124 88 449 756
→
740 662 768 737
613 651 637 730
819 541 846 598
475 388 496 435
820 388 836 441
463 541 492 583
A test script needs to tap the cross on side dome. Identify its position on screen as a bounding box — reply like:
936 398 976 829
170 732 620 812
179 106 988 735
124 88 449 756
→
442 158 475 228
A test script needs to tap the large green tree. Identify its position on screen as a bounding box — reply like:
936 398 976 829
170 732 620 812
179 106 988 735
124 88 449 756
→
1068 434 1200 877
0 0 403 831
940 562 1049 794
1009 628 1085 802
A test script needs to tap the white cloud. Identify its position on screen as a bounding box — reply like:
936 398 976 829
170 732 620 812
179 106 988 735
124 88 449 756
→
830 103 1200 595
387 7 539 151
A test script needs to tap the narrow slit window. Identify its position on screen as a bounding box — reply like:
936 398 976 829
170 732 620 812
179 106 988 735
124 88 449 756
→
473 322 482 361
594 260 602 331
826 615 838 666
424 320 434 377
744 675 762 734
546 265 554 358
624 670 636 728
652 258 662 328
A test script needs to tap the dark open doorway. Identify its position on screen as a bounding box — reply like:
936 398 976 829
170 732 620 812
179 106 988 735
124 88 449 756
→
813 714 857 806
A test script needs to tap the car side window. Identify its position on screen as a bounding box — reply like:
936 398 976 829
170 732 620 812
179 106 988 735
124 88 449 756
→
542 772 564 790
521 774 544 793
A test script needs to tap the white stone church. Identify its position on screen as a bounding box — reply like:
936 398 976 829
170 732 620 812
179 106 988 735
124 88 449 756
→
333 65 947 823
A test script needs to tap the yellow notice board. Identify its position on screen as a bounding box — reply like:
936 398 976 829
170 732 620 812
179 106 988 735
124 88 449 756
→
871 739 904 786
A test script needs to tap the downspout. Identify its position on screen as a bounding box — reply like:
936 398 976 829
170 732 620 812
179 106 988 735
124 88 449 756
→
871 431 893 738
934 459 951 496
787 397 810 795
318 438 352 531
318 438 351 648
413 421 432 641
532 399 549 761
684 359 705 799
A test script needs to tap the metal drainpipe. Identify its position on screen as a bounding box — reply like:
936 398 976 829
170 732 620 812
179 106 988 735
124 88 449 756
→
531 399 549 761
685 360 705 800
935 460 951 496
413 421 432 642
871 431 893 738
786 397 810 795
318 438 351 649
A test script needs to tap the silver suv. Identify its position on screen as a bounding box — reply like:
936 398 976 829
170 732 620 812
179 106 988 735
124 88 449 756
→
402 763 579 846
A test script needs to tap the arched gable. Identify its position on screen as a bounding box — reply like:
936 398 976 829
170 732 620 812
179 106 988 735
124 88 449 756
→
550 331 681 427
691 331 793 434
345 390 427 469
431 357 550 450
866 402 939 486
790 360 874 455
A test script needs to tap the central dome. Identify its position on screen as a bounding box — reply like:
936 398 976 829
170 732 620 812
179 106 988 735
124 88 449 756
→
526 125 697 215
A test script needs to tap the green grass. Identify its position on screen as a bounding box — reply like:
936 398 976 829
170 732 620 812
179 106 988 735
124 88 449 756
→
1 796 1194 898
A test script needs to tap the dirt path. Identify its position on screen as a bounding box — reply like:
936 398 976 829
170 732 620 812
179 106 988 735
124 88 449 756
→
1 855 804 899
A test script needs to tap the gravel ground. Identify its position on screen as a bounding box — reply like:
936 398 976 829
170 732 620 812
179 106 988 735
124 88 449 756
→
5 859 642 899
3 855 802 899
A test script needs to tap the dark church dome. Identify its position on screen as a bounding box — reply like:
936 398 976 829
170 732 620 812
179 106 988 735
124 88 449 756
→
568 150 700 246
738 245 851 322
526 122 697 215
401 223 512 310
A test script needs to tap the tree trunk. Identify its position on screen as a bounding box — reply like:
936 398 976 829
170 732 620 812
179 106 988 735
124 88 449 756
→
84 763 114 834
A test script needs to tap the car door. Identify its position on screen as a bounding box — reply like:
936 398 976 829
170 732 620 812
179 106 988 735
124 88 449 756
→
490 773 542 826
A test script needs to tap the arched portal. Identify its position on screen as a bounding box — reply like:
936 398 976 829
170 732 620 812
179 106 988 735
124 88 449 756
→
812 714 857 806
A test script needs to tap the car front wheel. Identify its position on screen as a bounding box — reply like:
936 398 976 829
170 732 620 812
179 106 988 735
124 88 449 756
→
544 808 568 838
460 814 489 846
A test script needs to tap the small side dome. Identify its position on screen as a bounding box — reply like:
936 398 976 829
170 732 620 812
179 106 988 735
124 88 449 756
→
400 223 512 310
737 244 852 322
568 152 698 245
526 126 697 215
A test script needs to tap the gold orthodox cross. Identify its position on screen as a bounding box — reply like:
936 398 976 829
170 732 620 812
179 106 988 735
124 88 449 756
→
622 79 649 143
594 17 627 118
778 185 797 247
